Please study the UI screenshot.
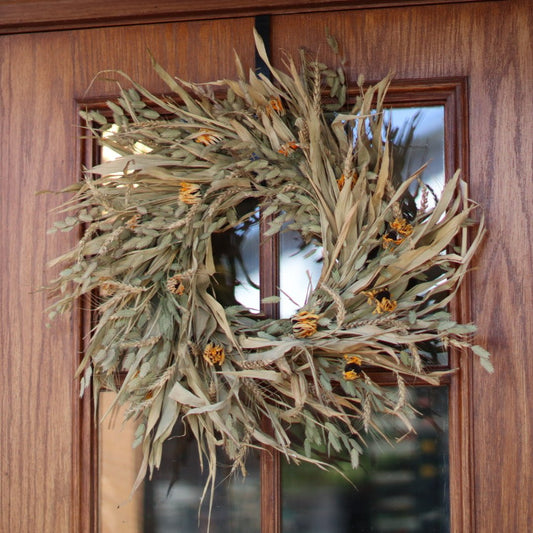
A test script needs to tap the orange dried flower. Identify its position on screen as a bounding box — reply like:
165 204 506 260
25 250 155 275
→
167 274 185 295
382 217 414 248
363 288 398 314
179 182 201 205
343 355 363 381
267 97 284 115
278 141 299 156
195 129 222 146
292 310 320 338
126 214 141 230
337 171 357 191
203 343 226 366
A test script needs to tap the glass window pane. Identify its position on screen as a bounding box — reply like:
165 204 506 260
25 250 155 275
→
386 106 445 210
280 106 447 364
99 392 261 533
282 387 449 533
388 106 447 366
279 229 322 318
212 203 260 313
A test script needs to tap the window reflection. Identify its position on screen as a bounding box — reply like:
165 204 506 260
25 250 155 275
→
212 202 260 313
279 106 445 321
99 393 261 533
282 387 449 533
279 230 322 318
141 430 261 533
386 106 445 210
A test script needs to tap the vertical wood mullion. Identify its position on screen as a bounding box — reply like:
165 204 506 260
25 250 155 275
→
259 221 281 533
255 15 282 533
78 119 100 533
259 223 280 320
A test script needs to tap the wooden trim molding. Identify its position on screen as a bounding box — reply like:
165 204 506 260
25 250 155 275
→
73 107 101 533
0 0 503 35
376 77 473 532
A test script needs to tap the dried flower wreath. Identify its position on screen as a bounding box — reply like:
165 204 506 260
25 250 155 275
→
47 31 491 514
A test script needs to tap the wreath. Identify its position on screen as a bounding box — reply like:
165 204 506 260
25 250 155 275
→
47 32 491 510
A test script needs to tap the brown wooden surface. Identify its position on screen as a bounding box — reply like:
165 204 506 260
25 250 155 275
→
0 18 256 533
259 221 281 532
0 0 496 35
270 4 533 530
0 30 79 533
1 1 532 532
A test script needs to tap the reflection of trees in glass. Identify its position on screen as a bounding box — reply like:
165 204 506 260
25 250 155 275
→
386 107 445 213
387 107 448 366
211 199 260 309
142 420 261 533
282 387 449 533
279 229 323 318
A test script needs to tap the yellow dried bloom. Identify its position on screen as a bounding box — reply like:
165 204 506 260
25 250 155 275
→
337 171 357 191
391 217 413 236
363 288 398 314
179 182 201 205
126 214 141 229
292 310 320 338
203 343 226 366
167 274 185 295
343 354 363 381
267 97 284 115
382 217 414 248
195 129 223 146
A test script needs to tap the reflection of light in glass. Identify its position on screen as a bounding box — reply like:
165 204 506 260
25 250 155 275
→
233 214 260 313
100 125 151 187
234 225 324 318
385 106 445 209
101 124 153 161
101 124 120 163
280 232 322 318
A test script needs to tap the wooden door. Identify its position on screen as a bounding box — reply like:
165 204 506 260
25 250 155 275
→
1 2 531 532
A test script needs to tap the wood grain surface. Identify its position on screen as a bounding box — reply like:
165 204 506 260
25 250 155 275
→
0 1 531 532
270 4 533 530
0 0 495 35
0 18 256 533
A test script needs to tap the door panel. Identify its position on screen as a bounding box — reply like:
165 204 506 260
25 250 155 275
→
267 6 533 531
0 19 256 533
1 2 531 532
0 30 79 533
